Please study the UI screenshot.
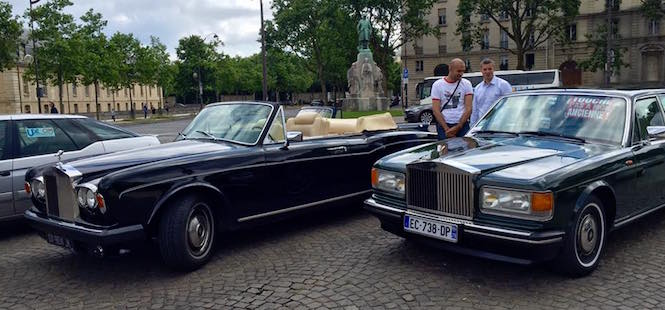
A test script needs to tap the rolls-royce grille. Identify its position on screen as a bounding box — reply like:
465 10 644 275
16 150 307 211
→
44 168 79 221
406 163 474 219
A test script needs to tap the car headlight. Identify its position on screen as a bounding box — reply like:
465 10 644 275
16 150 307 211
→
481 187 553 221
30 177 46 201
371 168 405 197
76 184 106 213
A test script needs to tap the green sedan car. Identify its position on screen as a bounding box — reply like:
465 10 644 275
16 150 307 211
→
365 89 665 276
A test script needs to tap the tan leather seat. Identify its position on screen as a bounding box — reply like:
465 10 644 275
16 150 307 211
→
327 118 360 134
356 112 397 132
268 121 285 141
286 112 329 137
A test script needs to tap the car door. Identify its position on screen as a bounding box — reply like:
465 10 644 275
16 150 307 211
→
625 96 665 217
11 118 103 215
0 120 13 219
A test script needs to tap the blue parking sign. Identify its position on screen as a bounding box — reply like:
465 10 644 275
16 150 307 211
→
403 68 409 79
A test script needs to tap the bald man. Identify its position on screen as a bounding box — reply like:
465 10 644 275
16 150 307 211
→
431 58 473 139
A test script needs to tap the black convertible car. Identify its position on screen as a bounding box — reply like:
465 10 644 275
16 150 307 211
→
24 102 436 269
366 89 665 276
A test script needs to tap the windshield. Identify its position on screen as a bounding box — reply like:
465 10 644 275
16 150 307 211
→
474 94 627 145
180 103 273 145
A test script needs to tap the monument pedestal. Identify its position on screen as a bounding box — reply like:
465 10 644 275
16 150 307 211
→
344 50 388 111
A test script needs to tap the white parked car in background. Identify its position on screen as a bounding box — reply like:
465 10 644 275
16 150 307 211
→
0 114 160 221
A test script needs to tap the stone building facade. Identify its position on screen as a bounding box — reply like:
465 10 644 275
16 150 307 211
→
0 64 163 115
403 0 665 105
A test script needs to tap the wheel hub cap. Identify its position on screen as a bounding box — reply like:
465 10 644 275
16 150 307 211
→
578 214 597 254
188 212 209 252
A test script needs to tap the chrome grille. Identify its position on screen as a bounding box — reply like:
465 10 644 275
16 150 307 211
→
406 162 475 219
44 166 79 221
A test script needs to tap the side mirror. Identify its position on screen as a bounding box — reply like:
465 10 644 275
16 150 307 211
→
286 131 303 143
647 126 665 138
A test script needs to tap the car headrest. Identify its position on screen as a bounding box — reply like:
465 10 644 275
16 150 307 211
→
294 111 321 125
357 112 397 131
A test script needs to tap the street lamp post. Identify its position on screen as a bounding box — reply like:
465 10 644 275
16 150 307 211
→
29 0 42 113
260 0 268 101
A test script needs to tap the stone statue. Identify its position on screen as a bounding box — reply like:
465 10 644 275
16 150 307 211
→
357 18 371 51
347 63 360 95
361 57 374 92
374 66 384 96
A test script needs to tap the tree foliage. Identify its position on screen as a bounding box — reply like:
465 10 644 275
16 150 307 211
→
0 1 21 71
579 24 629 75
456 0 580 70
641 0 665 20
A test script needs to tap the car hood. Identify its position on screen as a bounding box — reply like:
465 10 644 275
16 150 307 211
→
376 136 619 181
66 140 240 176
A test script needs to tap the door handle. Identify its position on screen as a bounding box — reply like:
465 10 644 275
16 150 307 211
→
0 171 9 177
326 146 347 154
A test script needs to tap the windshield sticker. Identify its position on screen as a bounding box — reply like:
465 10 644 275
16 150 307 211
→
25 127 55 138
565 97 614 120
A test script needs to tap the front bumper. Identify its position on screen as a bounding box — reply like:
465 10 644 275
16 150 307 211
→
25 209 146 246
364 198 564 265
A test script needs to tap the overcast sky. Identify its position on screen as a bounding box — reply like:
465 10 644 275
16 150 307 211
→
6 0 274 58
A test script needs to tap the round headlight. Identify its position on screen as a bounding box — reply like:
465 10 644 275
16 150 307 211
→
86 189 96 208
77 188 87 207
31 179 45 200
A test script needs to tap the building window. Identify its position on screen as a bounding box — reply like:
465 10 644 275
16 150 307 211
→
85 85 90 97
132 85 136 96
526 53 535 70
438 33 447 54
140 85 144 96
438 8 446 26
72 83 77 97
611 19 619 39
125 102 129 111
480 14 489 22
124 88 128 97
23 77 29 96
117 103 120 111
567 24 577 41
24 105 31 113
500 30 508 49
527 33 535 48
481 31 489 50
42 85 48 97
606 0 619 10
149 86 152 97
465 59 472 73
86 104 90 113
107 103 111 111
649 19 660 35
525 6 533 18
500 55 509 70
499 10 508 20
74 104 79 113
107 88 111 97
415 60 424 72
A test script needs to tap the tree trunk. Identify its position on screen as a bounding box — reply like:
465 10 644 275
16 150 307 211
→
317 62 326 104
129 86 135 119
58 70 64 113
516 50 525 70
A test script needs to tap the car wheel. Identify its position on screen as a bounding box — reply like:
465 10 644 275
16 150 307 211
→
419 111 434 124
158 195 215 270
554 196 606 277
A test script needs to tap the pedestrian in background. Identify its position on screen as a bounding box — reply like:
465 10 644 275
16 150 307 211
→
470 58 512 126
111 108 116 122
142 103 148 119
49 101 58 114
431 58 474 139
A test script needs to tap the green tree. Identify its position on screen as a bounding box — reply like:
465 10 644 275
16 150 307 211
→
0 1 21 71
148 36 174 108
267 48 314 101
272 0 355 102
346 0 439 93
579 24 629 76
107 32 141 114
174 35 221 105
456 0 580 70
24 0 78 112
77 9 110 119
641 0 665 20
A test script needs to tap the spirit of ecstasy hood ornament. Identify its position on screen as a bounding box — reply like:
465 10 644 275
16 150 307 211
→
55 150 64 162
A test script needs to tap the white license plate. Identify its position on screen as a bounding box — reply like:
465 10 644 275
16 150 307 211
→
403 214 458 243
46 233 72 249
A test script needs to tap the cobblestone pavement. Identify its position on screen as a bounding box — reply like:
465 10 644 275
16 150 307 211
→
2 203 665 310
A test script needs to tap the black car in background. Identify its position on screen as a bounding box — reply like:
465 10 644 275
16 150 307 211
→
25 102 437 270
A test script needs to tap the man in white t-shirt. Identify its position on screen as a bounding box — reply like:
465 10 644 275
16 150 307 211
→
431 58 474 139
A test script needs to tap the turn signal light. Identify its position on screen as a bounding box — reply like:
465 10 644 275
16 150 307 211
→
95 193 106 213
24 182 31 194
532 192 554 212
371 168 378 187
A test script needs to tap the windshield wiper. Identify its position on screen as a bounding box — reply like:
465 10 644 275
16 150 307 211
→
177 132 187 139
472 129 518 136
517 131 586 143
194 130 219 140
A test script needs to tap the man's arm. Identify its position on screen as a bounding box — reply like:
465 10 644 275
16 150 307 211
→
457 93 473 128
432 98 449 130
501 80 513 96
